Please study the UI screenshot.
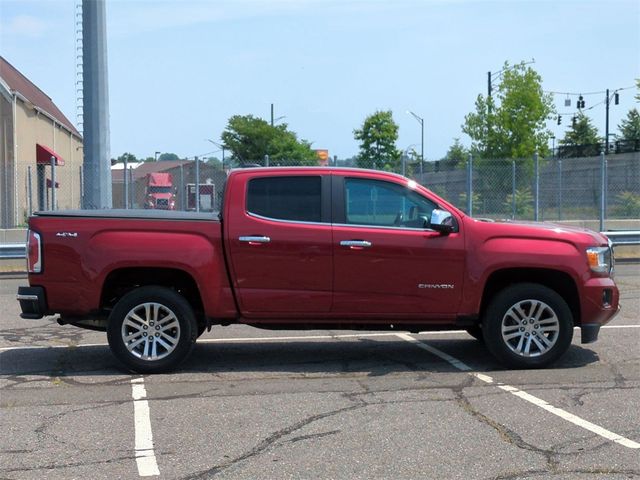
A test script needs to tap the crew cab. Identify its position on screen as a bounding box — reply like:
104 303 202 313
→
17 167 619 373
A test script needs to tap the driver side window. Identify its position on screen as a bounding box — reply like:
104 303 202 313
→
344 178 436 228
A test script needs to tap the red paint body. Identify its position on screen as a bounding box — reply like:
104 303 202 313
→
24 168 619 335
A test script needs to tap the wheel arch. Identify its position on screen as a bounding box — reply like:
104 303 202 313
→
479 268 581 326
100 267 205 324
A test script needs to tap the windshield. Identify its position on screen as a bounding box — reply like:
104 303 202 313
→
148 186 172 194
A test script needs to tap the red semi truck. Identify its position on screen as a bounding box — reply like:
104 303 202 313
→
145 172 176 210
17 167 619 373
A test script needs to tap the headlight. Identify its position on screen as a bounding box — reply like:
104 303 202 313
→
586 246 611 274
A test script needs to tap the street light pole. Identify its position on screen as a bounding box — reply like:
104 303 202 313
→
206 139 226 170
407 111 424 177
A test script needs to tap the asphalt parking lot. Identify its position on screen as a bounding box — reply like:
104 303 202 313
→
1 265 638 480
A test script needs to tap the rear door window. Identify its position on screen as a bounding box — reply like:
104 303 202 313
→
247 176 322 222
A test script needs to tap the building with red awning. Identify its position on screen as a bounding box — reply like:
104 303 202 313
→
0 55 83 227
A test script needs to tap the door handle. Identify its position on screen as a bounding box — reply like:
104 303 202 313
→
340 240 372 249
239 236 271 245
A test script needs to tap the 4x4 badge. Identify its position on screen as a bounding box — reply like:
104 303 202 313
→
56 232 78 237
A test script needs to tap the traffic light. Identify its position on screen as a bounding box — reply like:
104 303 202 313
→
557 115 562 125
578 95 585 109
614 92 619 105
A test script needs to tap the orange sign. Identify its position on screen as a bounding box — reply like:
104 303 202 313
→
315 149 329 166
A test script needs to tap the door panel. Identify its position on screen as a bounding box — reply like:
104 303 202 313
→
332 177 465 317
226 174 333 315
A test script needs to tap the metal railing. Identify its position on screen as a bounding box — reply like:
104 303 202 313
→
604 231 640 246
0 243 27 259
1 232 638 261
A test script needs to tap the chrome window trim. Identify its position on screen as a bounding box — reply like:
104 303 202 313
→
332 222 436 232
246 212 439 232
246 211 330 227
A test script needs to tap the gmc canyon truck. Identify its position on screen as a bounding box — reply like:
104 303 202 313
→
17 167 619 373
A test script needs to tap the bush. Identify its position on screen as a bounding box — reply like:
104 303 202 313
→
612 191 640 218
459 192 482 214
504 187 534 218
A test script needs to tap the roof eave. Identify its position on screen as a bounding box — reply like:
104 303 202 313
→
14 92 83 140
0 78 13 102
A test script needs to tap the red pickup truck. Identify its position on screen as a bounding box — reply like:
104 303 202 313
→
17 167 619 373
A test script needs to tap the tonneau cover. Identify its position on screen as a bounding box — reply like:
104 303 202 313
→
34 209 218 221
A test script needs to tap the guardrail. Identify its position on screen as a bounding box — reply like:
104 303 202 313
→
1 231 638 260
604 231 640 246
0 243 27 259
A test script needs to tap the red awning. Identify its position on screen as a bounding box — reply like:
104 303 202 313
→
36 143 65 166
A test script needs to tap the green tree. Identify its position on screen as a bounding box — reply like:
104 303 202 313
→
354 110 401 170
221 115 317 165
462 61 555 159
618 109 640 141
560 113 601 146
441 138 469 168
158 152 180 162
111 152 138 164
504 187 534 219
558 113 601 157
205 157 223 170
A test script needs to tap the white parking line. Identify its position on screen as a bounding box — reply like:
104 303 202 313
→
131 377 160 477
395 333 640 450
395 333 472 371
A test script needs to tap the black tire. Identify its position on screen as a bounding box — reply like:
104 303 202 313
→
465 325 484 342
197 322 207 338
482 283 573 369
107 286 198 373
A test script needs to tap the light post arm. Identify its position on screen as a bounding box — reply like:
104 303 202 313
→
407 111 424 177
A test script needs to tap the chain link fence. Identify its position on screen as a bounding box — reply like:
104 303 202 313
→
4 151 639 230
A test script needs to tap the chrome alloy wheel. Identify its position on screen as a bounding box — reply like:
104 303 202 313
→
501 299 560 357
121 302 181 361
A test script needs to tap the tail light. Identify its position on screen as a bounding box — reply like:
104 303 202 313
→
27 230 42 273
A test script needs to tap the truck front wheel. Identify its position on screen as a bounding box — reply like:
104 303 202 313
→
483 283 574 368
107 286 198 373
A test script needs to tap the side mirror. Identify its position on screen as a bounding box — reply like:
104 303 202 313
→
428 209 454 235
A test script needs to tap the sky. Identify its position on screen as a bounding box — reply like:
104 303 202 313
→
1 0 639 161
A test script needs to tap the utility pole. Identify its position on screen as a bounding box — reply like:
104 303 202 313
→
487 71 493 155
82 0 112 209
271 103 274 127
485 60 534 158
605 89 610 155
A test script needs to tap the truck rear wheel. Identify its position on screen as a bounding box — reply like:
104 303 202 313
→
107 286 197 373
482 283 573 368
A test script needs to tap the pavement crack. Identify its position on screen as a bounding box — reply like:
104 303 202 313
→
454 384 560 474
182 402 368 479
0 454 138 474
489 467 640 479
288 429 341 443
